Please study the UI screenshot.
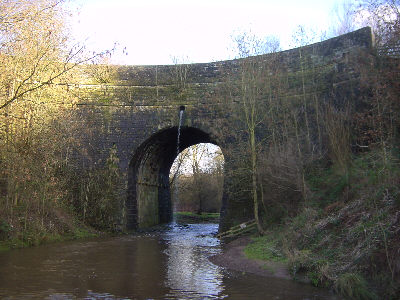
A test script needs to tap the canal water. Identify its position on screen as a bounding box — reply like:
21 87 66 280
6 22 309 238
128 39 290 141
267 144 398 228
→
0 223 338 299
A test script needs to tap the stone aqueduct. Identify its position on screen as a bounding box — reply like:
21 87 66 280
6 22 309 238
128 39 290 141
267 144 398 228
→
72 28 374 231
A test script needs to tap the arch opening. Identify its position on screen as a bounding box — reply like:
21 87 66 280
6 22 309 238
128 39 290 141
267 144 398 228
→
126 126 222 229
170 143 224 220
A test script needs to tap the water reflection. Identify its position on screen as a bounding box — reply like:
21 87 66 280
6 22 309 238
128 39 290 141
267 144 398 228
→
163 223 225 299
0 223 338 299
0 235 169 299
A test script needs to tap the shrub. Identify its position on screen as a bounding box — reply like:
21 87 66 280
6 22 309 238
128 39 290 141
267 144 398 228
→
67 145 123 231
334 273 377 300
0 220 11 241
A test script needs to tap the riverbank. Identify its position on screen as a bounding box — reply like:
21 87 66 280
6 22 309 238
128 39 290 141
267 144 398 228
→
0 211 217 252
223 149 400 300
0 207 104 252
0 225 101 252
211 173 400 300
210 236 291 280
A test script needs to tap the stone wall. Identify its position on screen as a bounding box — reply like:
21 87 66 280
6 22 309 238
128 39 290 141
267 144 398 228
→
71 27 374 231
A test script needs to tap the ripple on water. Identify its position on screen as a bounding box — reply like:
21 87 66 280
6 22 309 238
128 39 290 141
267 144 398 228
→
0 222 338 300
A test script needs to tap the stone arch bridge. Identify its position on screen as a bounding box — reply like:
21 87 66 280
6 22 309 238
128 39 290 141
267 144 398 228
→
72 28 373 231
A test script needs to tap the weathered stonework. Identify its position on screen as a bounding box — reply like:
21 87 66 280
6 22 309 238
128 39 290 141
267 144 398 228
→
71 27 374 231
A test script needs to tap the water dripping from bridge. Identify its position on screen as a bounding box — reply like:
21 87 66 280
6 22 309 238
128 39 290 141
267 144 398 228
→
172 106 185 223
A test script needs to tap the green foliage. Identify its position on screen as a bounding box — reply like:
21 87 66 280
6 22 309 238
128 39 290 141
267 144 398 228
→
68 145 123 231
306 165 350 207
308 270 321 287
289 207 319 229
288 250 331 287
352 149 400 184
175 212 219 219
244 235 287 262
0 220 11 241
0 226 98 252
287 249 313 275
335 273 377 300
264 148 400 296
72 228 97 239
261 204 290 226
174 212 220 223
174 211 220 223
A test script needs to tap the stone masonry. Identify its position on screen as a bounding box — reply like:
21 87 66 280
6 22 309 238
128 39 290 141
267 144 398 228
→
71 27 374 231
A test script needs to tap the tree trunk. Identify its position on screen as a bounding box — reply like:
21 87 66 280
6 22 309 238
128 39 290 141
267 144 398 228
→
250 127 264 235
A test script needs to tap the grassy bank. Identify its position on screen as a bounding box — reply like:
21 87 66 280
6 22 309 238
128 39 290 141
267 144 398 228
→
0 209 101 252
174 212 220 223
244 149 400 299
0 228 99 252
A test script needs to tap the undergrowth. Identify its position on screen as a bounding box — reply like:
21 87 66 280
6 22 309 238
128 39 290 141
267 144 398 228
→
0 145 123 251
248 149 400 299
174 212 220 219
335 273 378 300
244 235 287 262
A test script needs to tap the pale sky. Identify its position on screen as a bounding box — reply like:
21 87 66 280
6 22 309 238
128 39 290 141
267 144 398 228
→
70 0 358 66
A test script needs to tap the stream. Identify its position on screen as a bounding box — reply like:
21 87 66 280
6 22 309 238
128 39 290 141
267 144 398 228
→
0 223 339 299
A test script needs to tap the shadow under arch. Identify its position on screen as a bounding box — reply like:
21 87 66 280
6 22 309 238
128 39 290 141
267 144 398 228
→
126 126 220 229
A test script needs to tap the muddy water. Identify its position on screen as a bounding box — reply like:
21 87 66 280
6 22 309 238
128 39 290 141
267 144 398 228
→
0 223 338 299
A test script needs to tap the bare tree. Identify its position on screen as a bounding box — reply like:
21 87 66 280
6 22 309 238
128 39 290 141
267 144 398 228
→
170 144 224 214
0 0 112 111
330 0 358 36
0 0 117 241
232 32 281 234
359 0 400 49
